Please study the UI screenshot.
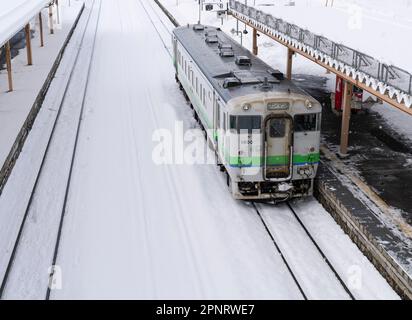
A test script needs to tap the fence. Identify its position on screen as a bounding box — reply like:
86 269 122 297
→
229 0 412 99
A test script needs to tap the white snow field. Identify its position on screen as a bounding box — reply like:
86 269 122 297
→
0 0 399 299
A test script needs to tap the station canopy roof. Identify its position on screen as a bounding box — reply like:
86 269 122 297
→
0 0 51 48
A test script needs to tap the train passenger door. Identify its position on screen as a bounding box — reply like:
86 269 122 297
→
264 116 293 180
214 97 220 144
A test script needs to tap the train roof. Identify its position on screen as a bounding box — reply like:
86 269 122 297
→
173 24 314 104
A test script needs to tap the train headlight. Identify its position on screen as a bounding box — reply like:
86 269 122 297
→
243 103 251 111
305 99 313 109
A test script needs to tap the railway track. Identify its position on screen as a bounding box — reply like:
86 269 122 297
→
253 202 355 300
0 0 102 299
146 0 356 300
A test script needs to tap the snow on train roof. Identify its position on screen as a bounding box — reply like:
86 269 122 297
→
173 24 310 103
0 0 50 48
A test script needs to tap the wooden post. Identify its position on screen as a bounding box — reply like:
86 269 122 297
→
24 23 33 65
5 42 13 92
339 80 353 156
49 5 54 34
56 0 60 25
286 48 293 80
39 12 44 47
252 28 258 55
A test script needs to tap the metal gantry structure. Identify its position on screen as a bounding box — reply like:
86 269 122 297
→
228 0 412 155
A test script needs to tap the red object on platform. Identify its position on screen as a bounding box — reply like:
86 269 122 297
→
334 76 363 111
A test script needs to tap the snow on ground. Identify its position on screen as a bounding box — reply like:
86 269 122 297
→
0 0 99 299
257 200 398 299
0 0 94 299
291 198 399 300
0 0 399 299
0 0 84 170
49 0 303 299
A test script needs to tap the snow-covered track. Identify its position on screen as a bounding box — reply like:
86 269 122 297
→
252 203 307 299
138 0 173 58
253 202 355 300
0 0 102 299
285 202 355 299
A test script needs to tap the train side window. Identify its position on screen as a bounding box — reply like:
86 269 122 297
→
203 88 206 105
217 104 221 128
269 118 286 138
223 113 226 131
294 114 317 132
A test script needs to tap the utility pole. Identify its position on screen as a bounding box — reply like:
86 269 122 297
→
198 0 201 24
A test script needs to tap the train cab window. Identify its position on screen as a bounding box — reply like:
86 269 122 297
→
230 115 237 131
294 114 318 132
237 116 261 134
269 118 286 138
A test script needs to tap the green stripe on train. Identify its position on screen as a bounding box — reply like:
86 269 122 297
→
226 153 320 167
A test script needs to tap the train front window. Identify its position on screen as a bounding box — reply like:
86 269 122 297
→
269 118 286 138
294 114 318 132
236 116 261 134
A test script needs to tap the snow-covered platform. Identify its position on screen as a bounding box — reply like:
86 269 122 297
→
0 0 84 192
315 102 412 298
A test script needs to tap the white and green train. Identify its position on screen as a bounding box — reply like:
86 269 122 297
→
172 24 321 201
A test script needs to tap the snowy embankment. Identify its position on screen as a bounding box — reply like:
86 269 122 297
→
0 0 51 48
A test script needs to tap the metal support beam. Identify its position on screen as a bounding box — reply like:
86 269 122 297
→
39 12 44 47
5 42 13 92
24 24 33 66
252 28 258 55
49 6 54 34
286 48 293 80
339 81 353 156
